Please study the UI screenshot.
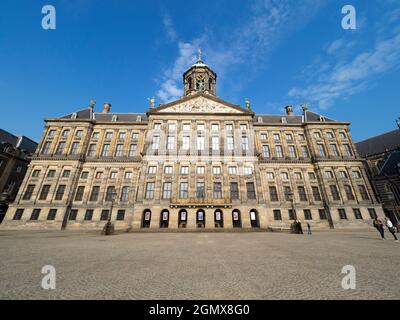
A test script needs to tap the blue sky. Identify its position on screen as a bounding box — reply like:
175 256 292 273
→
1 0 400 142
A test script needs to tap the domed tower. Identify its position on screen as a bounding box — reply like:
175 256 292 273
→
183 49 217 97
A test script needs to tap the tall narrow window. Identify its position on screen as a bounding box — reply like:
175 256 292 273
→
74 186 85 201
213 182 222 199
105 186 116 202
179 182 188 199
55 185 66 200
330 185 340 200
182 136 190 150
128 144 137 157
227 136 234 150
301 146 309 158
145 182 155 199
269 186 278 201
87 144 96 157
358 185 370 200
247 182 256 199
262 145 270 158
70 142 79 155
284 186 292 201
42 142 51 155
167 136 175 150
55 142 65 155
273 209 282 221
288 145 296 158
330 144 339 157
275 145 283 158
162 183 172 199
344 185 355 200
317 144 326 157
304 209 312 220
101 144 110 157
230 182 239 199
197 182 205 198
298 186 307 201
197 136 205 150
312 186 321 201
89 186 100 201
152 136 160 150
212 137 220 150
39 185 51 200
343 144 353 157
241 136 249 150
120 186 130 201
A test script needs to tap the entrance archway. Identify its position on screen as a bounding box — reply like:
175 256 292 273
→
141 209 151 228
249 209 260 228
178 209 187 228
232 209 242 228
196 209 205 228
160 209 169 228
214 209 224 228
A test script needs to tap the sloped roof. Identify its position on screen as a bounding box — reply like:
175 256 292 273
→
378 151 400 176
94 113 148 122
356 129 400 157
60 108 92 120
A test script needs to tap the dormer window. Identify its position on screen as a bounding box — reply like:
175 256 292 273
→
112 115 118 122
281 117 287 124
136 116 142 122
71 113 77 119
258 117 263 123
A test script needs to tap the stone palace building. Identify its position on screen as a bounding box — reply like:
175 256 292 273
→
1 54 383 231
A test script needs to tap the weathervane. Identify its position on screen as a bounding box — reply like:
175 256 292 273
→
197 48 202 62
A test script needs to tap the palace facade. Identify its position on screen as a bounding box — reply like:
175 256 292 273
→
1 56 383 230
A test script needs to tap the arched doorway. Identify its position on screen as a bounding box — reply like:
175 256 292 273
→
249 209 260 228
160 209 169 228
196 209 205 228
214 209 224 228
178 209 187 228
232 209 242 228
142 209 151 228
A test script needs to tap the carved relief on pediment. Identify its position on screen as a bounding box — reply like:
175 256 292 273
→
158 96 242 113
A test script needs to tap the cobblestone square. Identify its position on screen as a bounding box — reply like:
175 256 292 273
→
0 230 399 300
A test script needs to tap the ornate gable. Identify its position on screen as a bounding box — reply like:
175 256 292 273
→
151 94 251 115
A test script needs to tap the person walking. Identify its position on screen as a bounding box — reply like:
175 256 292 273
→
373 217 385 240
307 223 312 235
385 218 399 242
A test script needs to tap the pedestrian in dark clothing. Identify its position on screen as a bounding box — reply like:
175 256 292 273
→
373 217 385 240
296 220 303 234
307 223 312 235
385 218 399 242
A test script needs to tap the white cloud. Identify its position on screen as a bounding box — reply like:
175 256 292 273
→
162 14 177 42
156 0 327 102
288 33 400 109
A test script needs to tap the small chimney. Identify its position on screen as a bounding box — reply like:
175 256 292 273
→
103 102 111 113
285 105 294 116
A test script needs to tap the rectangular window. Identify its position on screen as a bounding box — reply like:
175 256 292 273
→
162 182 172 199
197 124 205 131
105 132 113 140
338 208 348 220
128 144 137 157
197 166 205 174
120 186 130 201
275 145 283 158
317 144 326 157
273 209 282 221
75 130 83 138
101 144 110 157
116 210 125 221
115 144 124 157
368 208 377 219
131 132 139 140
304 209 312 220
55 142 65 155
70 142 79 155
87 144 96 156
182 136 190 150
110 171 118 179
269 186 278 201
22 184 35 200
273 133 280 141
167 136 175 150
124 172 133 179
244 166 253 175
298 186 307 201
75 186 85 201
286 133 293 141
197 182 205 198
30 209 41 220
145 182 155 199
262 145 270 158
197 136 205 150
312 186 322 201
148 166 157 175
181 166 189 174
228 166 237 175
330 185 340 200
118 132 126 140
247 182 256 200
105 186 116 201
68 209 78 221
358 185 370 200
164 166 173 174
95 172 103 179
241 136 249 150
227 136 234 150
308 172 316 180
39 185 51 200
47 170 56 178
153 123 161 130
62 170 70 178
47 209 57 220
54 185 66 200
92 132 99 139
89 186 100 201
353 208 363 220
213 182 222 199
100 210 109 221
179 182 188 199
182 123 191 131
301 146 309 158
318 209 327 220
42 142 51 155
213 166 221 175
13 209 24 220
284 186 291 201
230 182 239 199
152 136 160 150
212 124 219 131
261 133 268 140
343 144 353 157
48 129 56 137
84 209 93 221
168 123 176 131
225 124 233 131
61 130 70 138
344 185 355 200
288 145 296 158
330 144 339 157
212 136 220 150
